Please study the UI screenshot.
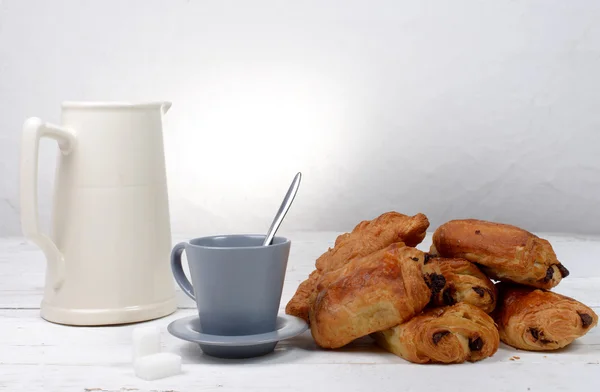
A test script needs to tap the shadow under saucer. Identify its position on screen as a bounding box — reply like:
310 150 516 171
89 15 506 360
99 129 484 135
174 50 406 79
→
167 313 308 359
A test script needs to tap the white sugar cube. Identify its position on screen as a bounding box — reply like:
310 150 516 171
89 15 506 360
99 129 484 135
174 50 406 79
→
134 352 182 381
132 326 160 360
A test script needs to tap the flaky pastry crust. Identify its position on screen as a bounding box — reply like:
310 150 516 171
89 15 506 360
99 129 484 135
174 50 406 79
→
286 211 429 322
493 283 598 351
373 303 499 364
309 244 431 349
316 211 429 272
431 219 569 289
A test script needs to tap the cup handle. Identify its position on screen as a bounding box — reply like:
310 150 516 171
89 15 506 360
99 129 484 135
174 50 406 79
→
170 242 195 300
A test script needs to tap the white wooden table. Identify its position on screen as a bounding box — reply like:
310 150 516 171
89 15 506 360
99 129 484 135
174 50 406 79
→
1 231 599 392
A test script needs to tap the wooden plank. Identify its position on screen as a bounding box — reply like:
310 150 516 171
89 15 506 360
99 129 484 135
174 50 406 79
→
0 309 598 366
2 233 600 309
1 361 599 392
1 233 600 392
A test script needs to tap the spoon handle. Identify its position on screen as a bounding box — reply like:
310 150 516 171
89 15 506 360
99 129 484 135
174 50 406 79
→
263 172 302 246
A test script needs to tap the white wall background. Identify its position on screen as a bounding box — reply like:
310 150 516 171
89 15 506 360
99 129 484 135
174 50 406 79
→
1 0 600 237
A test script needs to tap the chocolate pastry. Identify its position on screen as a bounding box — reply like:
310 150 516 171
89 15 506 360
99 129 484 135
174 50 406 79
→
286 211 429 322
372 303 499 364
493 283 598 351
423 256 497 313
309 244 431 349
430 219 569 289
284 270 321 323
316 211 429 272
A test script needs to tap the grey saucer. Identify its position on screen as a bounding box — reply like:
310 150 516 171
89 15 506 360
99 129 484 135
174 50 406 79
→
167 314 309 359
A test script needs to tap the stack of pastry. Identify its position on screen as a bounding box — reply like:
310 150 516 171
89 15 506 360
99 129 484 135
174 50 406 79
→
285 212 598 364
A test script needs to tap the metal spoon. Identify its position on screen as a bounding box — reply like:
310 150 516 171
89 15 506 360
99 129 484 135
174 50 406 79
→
263 172 302 246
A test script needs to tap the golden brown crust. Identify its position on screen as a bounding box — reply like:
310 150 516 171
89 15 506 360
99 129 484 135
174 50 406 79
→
423 257 497 313
284 270 321 322
309 244 431 349
285 211 429 322
316 211 429 272
372 303 499 364
431 219 569 289
493 283 598 351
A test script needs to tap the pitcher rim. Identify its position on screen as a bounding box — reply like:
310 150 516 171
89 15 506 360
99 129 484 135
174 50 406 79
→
61 101 170 109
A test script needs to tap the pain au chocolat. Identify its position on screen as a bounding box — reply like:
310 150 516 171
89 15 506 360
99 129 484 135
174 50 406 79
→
423 256 497 313
493 283 598 351
309 243 431 349
286 211 429 322
372 303 499 364
430 219 569 289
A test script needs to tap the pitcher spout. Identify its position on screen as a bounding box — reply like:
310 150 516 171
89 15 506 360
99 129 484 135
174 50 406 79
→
161 102 172 115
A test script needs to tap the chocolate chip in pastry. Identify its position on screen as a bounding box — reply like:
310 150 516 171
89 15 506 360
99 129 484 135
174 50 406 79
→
309 243 431 349
423 256 497 313
430 219 569 289
493 283 598 351
372 303 500 364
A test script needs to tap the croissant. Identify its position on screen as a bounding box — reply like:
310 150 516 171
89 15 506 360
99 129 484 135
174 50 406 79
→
284 270 320 323
286 211 429 322
372 303 500 364
493 283 598 351
430 219 569 289
309 243 431 349
316 211 430 272
423 256 497 313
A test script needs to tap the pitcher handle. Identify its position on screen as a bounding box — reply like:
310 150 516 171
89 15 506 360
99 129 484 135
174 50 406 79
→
20 117 77 290
170 242 195 300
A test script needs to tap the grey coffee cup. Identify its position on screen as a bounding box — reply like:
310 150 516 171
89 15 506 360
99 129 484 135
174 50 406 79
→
170 234 291 336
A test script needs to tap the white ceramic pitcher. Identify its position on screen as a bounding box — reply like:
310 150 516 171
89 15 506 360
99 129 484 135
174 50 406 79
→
20 101 177 326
